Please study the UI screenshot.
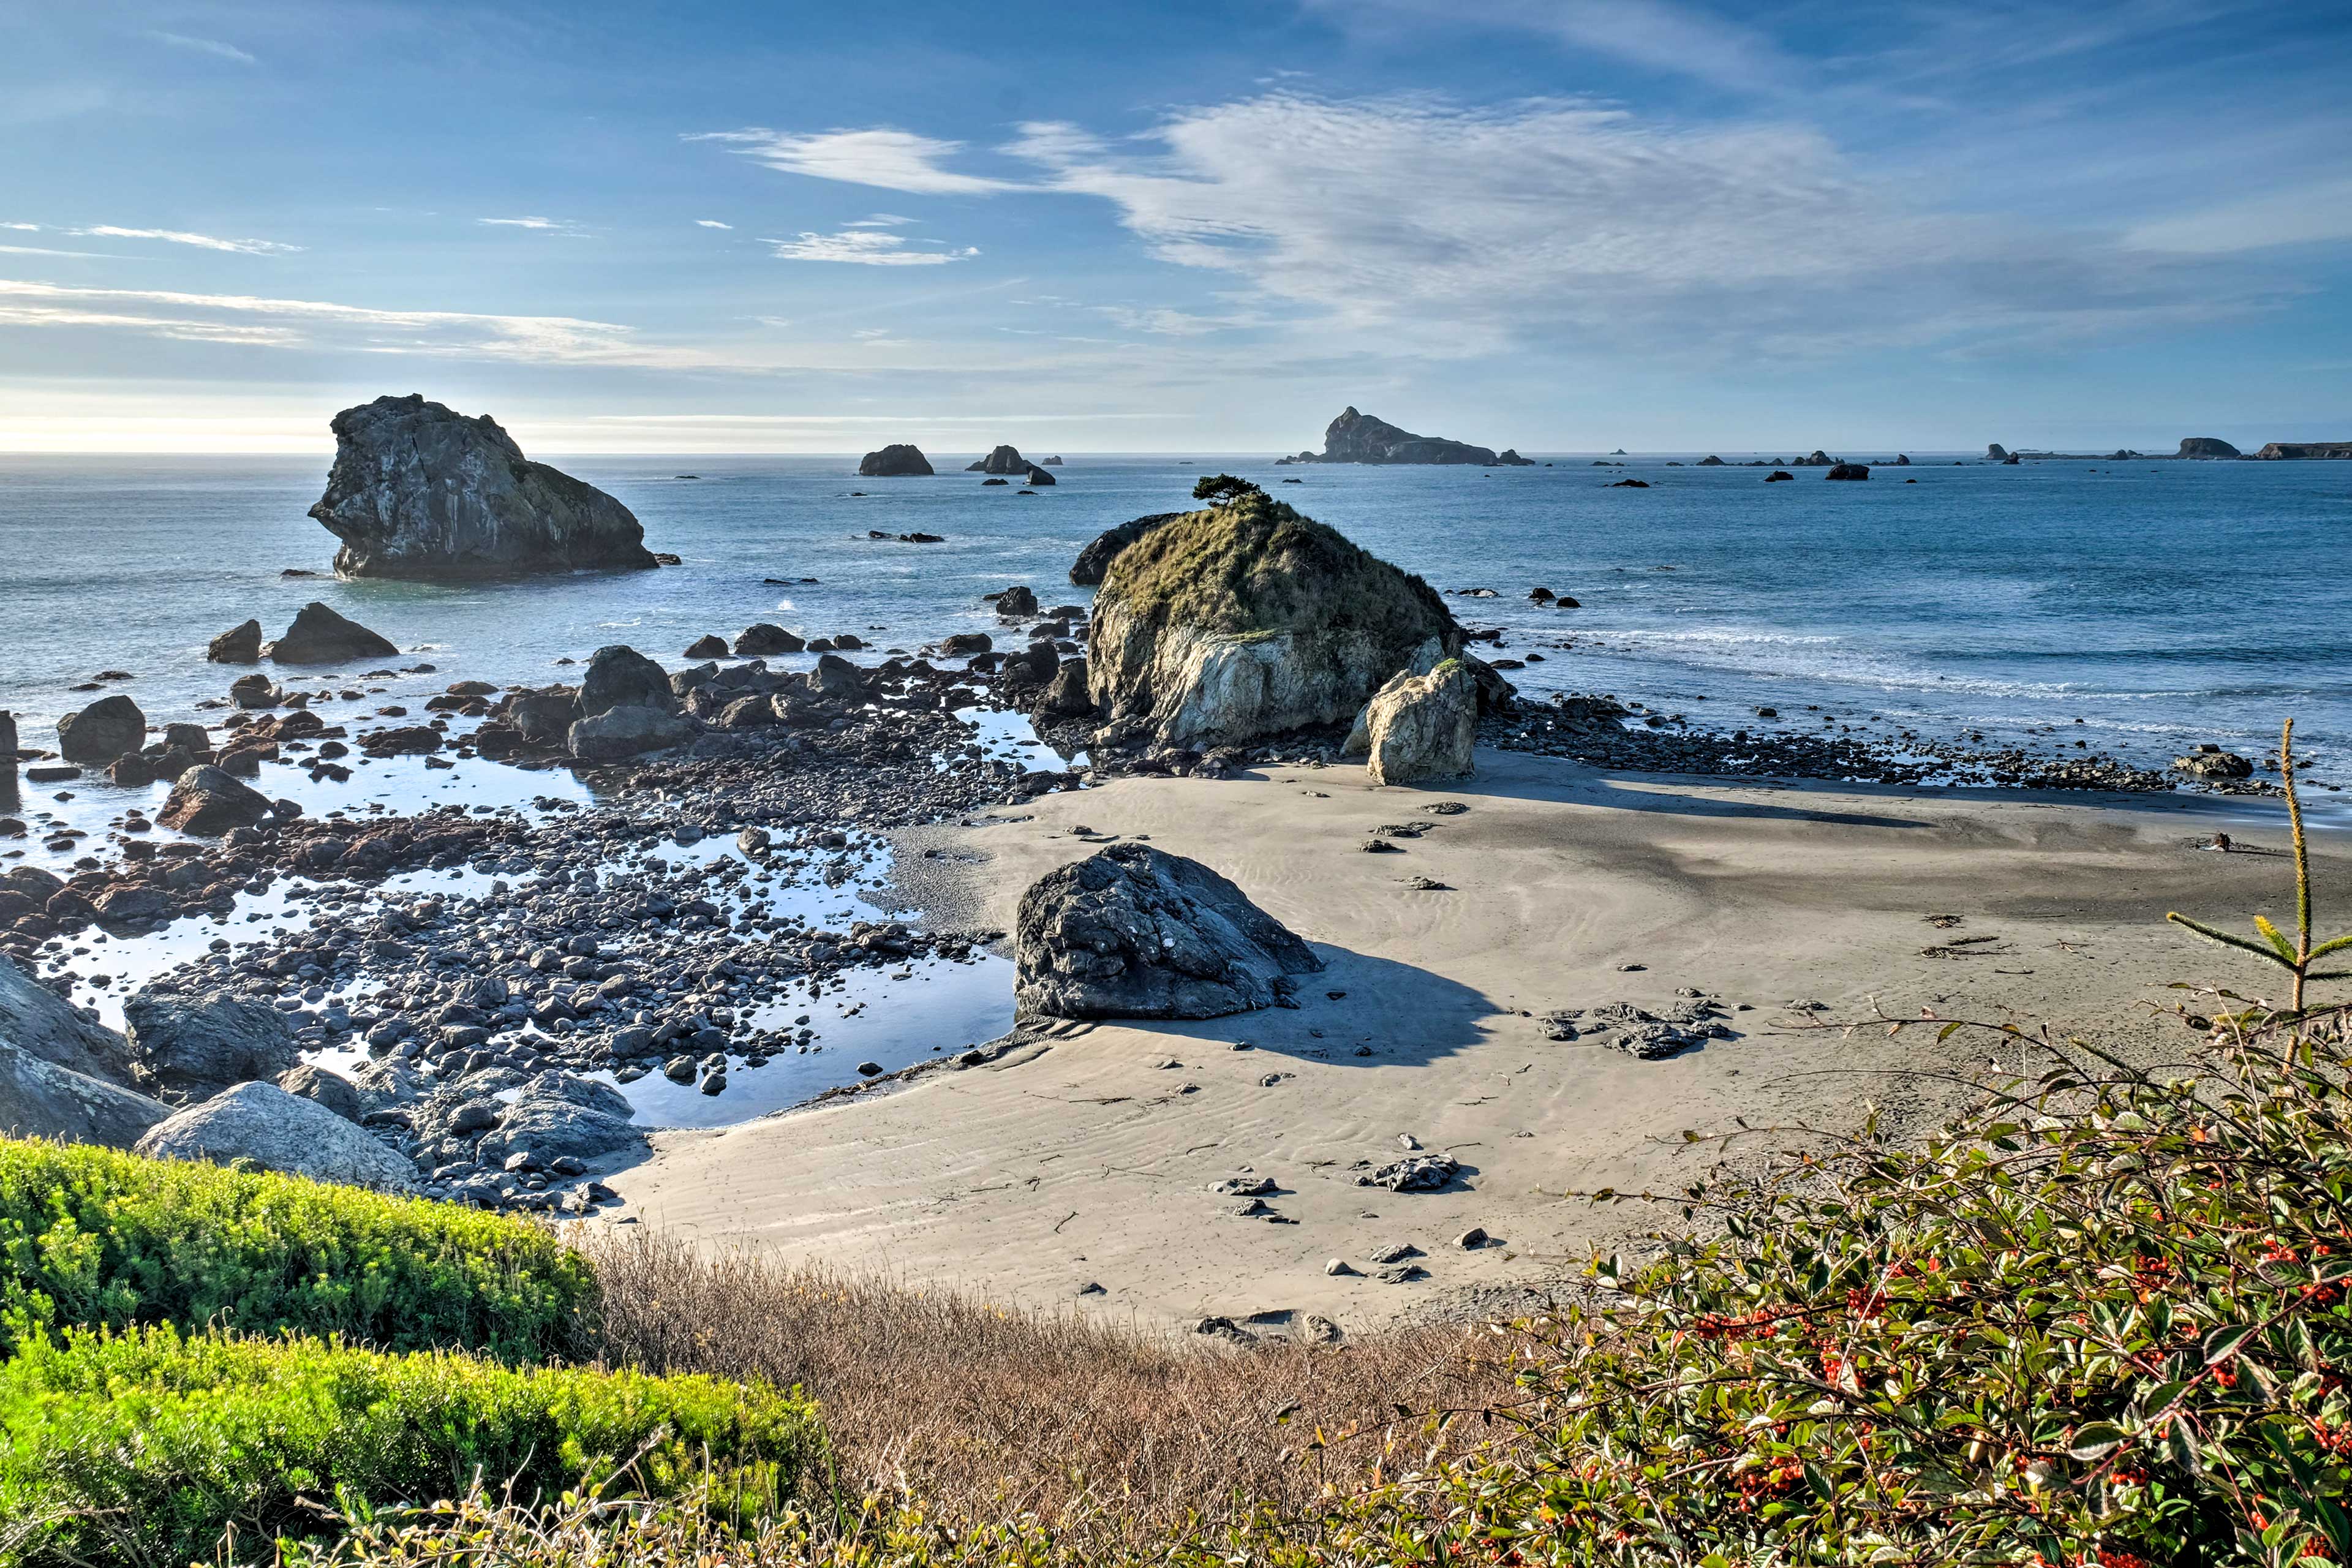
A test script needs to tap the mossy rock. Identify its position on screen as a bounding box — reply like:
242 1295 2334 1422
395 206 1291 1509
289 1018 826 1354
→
1088 496 1461 745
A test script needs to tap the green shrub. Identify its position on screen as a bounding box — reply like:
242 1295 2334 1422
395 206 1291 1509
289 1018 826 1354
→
0 1139 595 1361
0 1324 823 1568
1280 1015 2352 1567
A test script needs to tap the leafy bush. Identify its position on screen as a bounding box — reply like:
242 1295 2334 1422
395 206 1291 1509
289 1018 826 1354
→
0 1324 823 1568
1279 1010 2352 1567
0 1139 595 1361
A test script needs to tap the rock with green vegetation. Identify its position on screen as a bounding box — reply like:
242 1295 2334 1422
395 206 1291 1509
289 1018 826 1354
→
0 1324 820 1567
1070 511 1182 585
0 1135 595 1359
1343 658 1477 784
1087 494 1461 745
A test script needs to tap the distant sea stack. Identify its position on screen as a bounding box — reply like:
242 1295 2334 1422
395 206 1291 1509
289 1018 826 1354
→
1275 407 1534 467
2256 441 2352 460
2177 437 2242 459
309 395 657 580
967 445 1030 475
1986 443 2010 461
858 443 934 477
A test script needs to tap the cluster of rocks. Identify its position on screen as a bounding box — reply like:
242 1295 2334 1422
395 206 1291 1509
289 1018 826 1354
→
1541 993 1738 1060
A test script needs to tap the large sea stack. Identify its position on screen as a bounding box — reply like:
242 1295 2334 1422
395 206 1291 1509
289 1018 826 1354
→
2177 437 2242 459
967 445 1030 475
1275 407 1533 467
309 394 658 579
1087 493 1461 746
859 443 934 477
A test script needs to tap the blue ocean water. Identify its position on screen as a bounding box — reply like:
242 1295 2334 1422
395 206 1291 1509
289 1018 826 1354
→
2 450 2348 788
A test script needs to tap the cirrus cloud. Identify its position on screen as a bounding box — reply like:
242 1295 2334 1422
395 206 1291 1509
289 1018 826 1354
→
762 230 979 266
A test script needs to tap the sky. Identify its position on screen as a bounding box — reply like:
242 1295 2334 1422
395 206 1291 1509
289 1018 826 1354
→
4 0 2350 454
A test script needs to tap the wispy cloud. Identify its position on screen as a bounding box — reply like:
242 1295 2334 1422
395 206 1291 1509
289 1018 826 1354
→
763 230 979 266
72 225 300 255
479 216 590 237
0 243 145 259
843 213 917 228
2125 175 2352 255
696 219 733 229
1 223 39 232
146 30 257 66
690 128 1024 195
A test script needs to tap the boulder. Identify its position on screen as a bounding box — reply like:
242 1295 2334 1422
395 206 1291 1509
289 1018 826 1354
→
2177 437 2241 459
309 394 657 579
123 991 301 1105
808 654 866 699
1015 843 1323 1020
993 586 1040 618
508 688 581 746
0 1041 169 1148
1034 659 1095 720
474 1073 643 1166
1071 513 1181 586
264 601 399 663
2173 750 2254 780
135 1082 416 1189
56 695 145 763
1088 494 1460 746
276 1061 368 1121
1825 463 1870 481
1 950 137 1085
965 444 1029 475
1343 660 1476 785
208 619 263 662
940 632 993 657
858 443 935 477
230 673 282 709
1024 465 1057 487
683 633 728 659
733 624 804 657
157 765 272 835
0 709 13 769
568 705 695 761
579 644 674 717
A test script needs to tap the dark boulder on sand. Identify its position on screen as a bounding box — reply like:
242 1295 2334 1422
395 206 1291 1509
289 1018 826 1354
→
967 445 1030 475
310 394 657 579
265 602 399 664
56 695 145 764
1015 843 1322 1020
859 443 935 477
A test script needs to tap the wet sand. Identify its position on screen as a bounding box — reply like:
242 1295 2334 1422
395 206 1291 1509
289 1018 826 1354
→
606 745 2322 1334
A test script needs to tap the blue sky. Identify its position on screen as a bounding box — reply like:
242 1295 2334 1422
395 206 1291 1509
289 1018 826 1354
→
4 0 2349 453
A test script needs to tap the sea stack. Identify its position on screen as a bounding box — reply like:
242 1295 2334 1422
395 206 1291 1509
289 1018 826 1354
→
1087 492 1464 746
859 443 935 477
967 445 1029 475
308 394 658 579
1275 407 1532 467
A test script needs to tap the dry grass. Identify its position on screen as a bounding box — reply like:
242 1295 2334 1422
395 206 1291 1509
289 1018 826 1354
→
585 1229 1527 1551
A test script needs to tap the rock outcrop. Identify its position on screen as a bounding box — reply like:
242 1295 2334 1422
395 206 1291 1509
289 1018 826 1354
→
135 1080 416 1189
1015 843 1323 1019
1343 659 1477 785
1088 496 1460 746
208 619 263 662
1826 463 1870 481
1041 455 1064 466
967 445 1030 475
0 954 164 1145
1071 513 1182 586
1024 465 1057 486
1986 443 2010 461
157 765 272 835
2 952 137 1087
123 991 301 1106
859 443 935 477
473 1073 643 1166
1796 450 1836 467
1275 407 1530 466
569 705 694 761
56 695 145 764
2256 442 2352 460
309 394 658 579
265 601 399 663
578 645 674 717
2177 437 2241 458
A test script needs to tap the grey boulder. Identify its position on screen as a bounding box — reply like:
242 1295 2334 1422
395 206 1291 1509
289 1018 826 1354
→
135 1081 416 1189
157 764 272 835
309 394 657 579
264 601 400 664
1342 658 1477 785
208 619 263 662
0 1041 170 1148
276 1061 368 1121
579 644 674 717
57 694 146 763
1015 843 1323 1020
475 1073 643 1166
123 990 301 1105
568 704 695 761
0 950 137 1085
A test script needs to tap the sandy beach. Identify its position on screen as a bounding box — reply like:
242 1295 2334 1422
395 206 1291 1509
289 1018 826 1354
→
607 744 2321 1333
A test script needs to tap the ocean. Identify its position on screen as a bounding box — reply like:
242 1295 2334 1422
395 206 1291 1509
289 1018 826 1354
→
4 449 2349 795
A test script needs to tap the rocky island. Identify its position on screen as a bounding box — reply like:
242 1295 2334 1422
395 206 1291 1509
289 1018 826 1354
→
858 443 934 476
1275 407 1533 467
309 394 658 580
